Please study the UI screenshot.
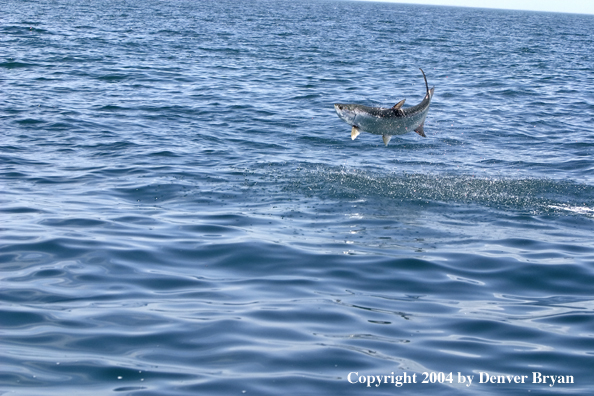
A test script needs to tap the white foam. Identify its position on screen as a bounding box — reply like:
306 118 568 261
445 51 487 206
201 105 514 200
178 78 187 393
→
549 205 594 216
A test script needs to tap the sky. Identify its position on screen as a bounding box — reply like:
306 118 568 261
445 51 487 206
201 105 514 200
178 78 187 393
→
356 0 594 15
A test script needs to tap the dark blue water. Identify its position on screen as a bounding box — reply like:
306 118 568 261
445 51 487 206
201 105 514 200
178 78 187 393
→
2 0 594 394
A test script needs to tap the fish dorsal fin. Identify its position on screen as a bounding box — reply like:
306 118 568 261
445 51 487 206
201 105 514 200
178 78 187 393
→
351 126 361 140
414 123 426 137
392 99 405 110
382 135 392 146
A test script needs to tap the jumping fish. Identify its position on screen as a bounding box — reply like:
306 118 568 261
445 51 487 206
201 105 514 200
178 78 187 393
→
334 68 434 146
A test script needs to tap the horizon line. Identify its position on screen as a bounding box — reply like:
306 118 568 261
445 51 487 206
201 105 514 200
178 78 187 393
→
348 0 594 16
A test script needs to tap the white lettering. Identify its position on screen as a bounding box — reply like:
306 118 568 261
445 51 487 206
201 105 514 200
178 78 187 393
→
348 372 358 384
457 372 474 386
479 372 489 383
565 375 573 384
403 372 416 384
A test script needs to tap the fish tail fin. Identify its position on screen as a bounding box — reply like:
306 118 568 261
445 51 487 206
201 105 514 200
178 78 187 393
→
419 68 429 96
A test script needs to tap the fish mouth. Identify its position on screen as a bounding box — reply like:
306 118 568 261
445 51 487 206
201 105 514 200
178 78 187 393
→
334 103 352 114
334 104 356 125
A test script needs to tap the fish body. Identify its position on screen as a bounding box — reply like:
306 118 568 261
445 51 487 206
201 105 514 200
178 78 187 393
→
334 69 434 146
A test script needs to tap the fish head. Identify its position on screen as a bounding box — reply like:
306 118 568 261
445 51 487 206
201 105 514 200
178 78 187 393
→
334 103 358 125
427 86 435 100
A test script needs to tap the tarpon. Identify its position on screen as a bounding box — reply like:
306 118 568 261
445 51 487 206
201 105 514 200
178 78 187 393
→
334 68 434 146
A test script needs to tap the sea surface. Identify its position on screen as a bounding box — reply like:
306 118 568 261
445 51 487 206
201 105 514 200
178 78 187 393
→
2 0 594 394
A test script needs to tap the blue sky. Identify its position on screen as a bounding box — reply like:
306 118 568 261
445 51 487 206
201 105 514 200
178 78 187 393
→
357 0 594 15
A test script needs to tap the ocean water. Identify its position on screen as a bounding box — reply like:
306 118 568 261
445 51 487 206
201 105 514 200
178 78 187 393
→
2 0 594 394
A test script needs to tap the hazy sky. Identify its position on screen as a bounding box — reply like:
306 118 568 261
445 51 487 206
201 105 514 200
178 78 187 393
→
357 0 594 15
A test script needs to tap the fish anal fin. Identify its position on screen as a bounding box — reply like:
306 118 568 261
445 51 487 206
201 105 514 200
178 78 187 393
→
351 126 361 140
414 123 426 138
382 134 392 146
392 99 405 110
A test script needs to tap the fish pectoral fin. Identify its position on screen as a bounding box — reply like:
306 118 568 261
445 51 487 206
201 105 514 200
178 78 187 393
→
392 99 405 110
382 135 392 146
351 126 361 140
414 123 426 137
